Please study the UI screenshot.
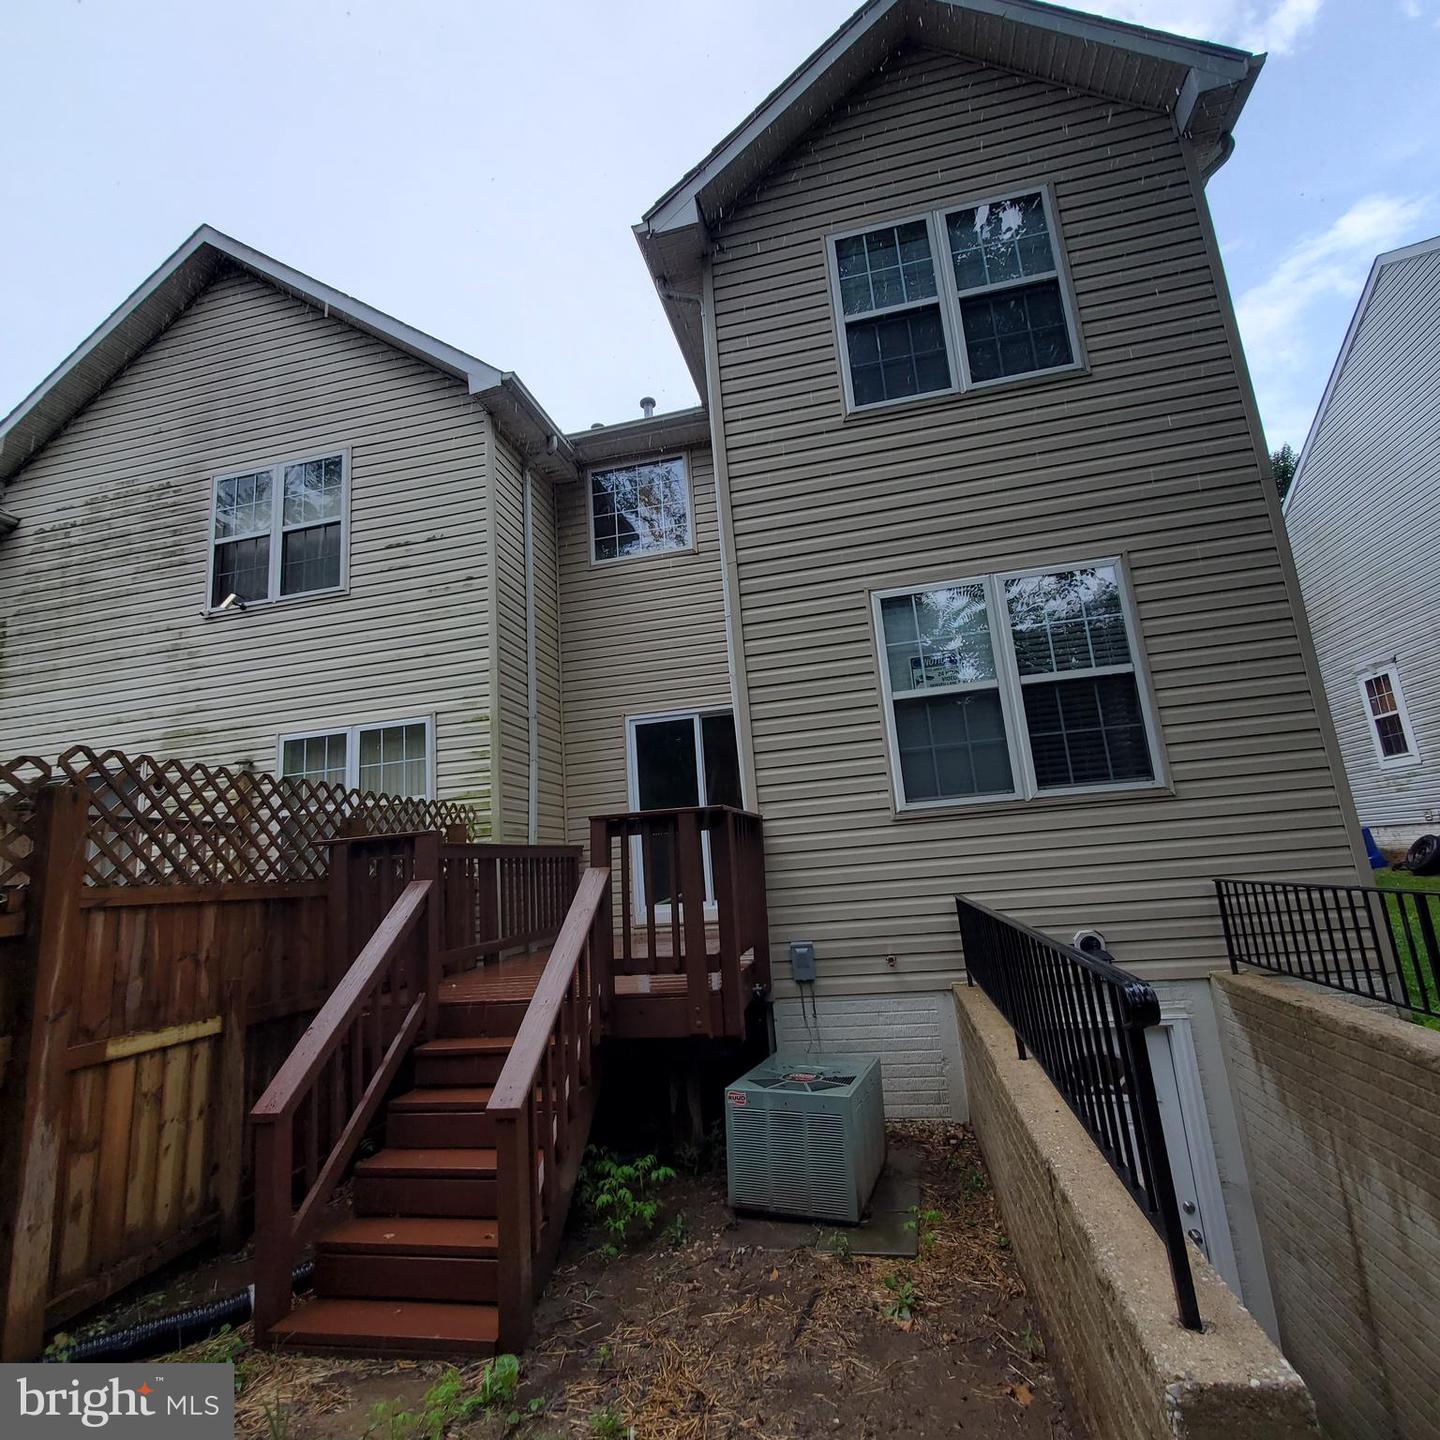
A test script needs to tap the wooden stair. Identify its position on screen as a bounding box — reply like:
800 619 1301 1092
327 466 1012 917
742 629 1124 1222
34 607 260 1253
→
269 976 587 1358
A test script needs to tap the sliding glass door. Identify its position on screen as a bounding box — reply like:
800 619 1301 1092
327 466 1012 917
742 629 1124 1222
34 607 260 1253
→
627 709 741 911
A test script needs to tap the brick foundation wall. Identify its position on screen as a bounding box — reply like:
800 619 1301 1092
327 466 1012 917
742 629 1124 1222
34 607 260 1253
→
955 983 1317 1440
772 990 964 1118
1213 970 1440 1440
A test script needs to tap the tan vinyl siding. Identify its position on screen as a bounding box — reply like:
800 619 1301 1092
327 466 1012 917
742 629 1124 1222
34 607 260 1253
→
0 267 493 818
490 432 530 840
532 471 568 842
1286 244 1440 829
709 46 1359 992
556 446 730 845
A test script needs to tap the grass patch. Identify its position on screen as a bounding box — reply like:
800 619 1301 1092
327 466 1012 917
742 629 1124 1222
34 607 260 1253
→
1374 868 1440 1029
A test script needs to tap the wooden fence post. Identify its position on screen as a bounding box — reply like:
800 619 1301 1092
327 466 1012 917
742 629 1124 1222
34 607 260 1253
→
215 957 247 1251
1 782 90 1360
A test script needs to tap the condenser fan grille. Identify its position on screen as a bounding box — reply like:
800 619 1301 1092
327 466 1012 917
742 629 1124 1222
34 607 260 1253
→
754 1070 857 1092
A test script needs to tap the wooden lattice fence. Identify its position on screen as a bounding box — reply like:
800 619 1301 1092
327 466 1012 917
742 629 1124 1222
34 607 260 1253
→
0 748 489 1359
56 746 486 888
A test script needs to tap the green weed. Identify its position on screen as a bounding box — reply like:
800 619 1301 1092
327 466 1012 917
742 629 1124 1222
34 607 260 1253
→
579 1149 677 1254
883 1273 919 1322
589 1405 627 1439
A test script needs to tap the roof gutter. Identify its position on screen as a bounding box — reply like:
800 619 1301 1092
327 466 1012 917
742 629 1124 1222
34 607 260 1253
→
1201 131 1237 180
469 372 579 481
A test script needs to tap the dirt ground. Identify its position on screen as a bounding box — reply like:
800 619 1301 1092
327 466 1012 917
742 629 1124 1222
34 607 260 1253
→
156 1122 1076 1439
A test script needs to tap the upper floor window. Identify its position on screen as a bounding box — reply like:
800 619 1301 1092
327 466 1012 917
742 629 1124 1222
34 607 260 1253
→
279 717 432 797
827 186 1081 413
209 450 348 608
1359 666 1421 767
590 455 691 563
873 560 1159 809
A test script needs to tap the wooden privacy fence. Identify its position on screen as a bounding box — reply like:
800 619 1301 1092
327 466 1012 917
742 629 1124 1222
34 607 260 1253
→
0 748 491 1361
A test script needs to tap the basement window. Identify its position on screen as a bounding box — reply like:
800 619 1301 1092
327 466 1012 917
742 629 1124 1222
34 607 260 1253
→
209 450 348 607
278 718 432 797
873 559 1160 809
1359 666 1421 767
827 185 1082 414
589 455 691 563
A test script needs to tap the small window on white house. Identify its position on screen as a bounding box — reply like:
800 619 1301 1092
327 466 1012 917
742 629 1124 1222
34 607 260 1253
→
827 186 1080 413
279 718 432 797
874 561 1159 809
590 456 691 563
211 452 347 606
1360 667 1420 766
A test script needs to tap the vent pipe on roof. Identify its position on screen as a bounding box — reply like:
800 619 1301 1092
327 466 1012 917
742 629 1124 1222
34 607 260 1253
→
640 396 656 419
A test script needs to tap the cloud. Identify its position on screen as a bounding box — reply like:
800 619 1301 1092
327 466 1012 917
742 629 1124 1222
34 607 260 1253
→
1096 0 1322 53
1401 0 1423 17
1235 194 1432 443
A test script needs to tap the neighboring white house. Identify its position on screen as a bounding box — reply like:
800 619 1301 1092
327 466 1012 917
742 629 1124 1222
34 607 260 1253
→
1285 235 1440 854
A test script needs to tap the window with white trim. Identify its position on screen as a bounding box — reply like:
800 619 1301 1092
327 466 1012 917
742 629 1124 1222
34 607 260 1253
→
1359 666 1420 766
828 186 1081 411
874 561 1159 807
278 719 432 797
210 451 347 607
590 456 691 563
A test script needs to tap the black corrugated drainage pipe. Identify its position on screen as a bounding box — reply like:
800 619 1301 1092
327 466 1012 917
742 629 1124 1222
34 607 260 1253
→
49 1261 314 1363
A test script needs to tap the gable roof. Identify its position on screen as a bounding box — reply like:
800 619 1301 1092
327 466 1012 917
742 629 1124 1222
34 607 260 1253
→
0 225 577 484
634 0 1263 387
1283 232 1440 519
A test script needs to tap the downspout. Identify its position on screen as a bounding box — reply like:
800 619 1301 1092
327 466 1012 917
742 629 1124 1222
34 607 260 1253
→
523 466 540 845
698 256 760 811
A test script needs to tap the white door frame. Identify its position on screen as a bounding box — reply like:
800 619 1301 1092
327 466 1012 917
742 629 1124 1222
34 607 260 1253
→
624 706 735 917
1147 1014 1241 1298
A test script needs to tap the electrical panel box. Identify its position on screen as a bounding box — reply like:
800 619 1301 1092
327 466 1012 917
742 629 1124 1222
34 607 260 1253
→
789 940 816 983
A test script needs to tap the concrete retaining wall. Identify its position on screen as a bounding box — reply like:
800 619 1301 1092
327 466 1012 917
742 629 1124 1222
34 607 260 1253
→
955 983 1317 1440
1213 970 1440 1440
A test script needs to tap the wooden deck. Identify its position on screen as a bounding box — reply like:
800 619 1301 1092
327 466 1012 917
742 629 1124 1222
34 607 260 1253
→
439 942 756 1004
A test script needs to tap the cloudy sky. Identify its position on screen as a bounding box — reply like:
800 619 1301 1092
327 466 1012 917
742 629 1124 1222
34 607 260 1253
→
1 0 1435 450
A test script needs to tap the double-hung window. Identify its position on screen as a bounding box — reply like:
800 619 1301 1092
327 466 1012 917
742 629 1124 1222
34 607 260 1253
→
590 456 692 563
1359 666 1420 767
828 185 1081 412
874 560 1160 809
278 718 432 797
210 450 348 607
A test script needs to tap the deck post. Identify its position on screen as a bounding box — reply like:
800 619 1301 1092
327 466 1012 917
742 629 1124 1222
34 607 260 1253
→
589 820 613 1026
250 1114 294 1346
676 811 711 1035
412 831 443 1037
494 1106 534 1351
710 813 744 1035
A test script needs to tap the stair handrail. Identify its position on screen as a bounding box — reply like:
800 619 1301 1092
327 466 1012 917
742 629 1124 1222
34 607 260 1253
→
250 877 434 1343
487 865 610 1350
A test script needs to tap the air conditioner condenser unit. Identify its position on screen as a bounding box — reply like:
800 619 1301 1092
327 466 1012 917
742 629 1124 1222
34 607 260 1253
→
725 1053 885 1223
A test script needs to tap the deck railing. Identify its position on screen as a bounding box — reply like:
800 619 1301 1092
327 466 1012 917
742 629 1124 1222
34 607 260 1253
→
588 806 769 1037
956 894 1201 1331
251 878 433 1343
1215 876 1440 1021
487 866 610 1350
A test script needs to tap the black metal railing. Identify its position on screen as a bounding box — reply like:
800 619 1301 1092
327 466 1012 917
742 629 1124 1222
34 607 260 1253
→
1215 877 1440 1021
956 895 1201 1331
